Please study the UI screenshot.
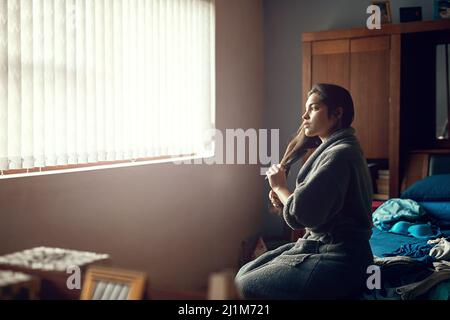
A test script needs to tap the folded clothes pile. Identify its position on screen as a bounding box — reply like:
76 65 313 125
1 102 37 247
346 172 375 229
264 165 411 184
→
365 237 450 300
372 198 443 239
372 198 427 232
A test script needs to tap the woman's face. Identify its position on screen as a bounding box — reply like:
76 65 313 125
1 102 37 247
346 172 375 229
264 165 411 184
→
302 93 339 140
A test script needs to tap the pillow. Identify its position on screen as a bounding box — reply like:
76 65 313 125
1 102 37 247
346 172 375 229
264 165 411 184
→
401 174 450 201
419 202 450 222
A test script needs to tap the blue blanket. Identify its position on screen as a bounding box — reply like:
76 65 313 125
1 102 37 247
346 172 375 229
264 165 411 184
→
370 228 450 257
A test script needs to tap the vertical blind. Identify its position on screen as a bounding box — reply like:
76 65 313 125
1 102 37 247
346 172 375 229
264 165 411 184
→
0 0 215 171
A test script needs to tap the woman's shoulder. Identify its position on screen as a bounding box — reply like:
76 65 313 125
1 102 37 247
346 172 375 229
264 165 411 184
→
320 141 363 163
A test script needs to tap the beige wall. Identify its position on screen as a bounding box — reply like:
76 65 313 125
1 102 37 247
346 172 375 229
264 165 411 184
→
0 0 265 293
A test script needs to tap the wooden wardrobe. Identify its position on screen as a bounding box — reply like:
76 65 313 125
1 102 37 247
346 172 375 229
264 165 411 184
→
302 20 450 198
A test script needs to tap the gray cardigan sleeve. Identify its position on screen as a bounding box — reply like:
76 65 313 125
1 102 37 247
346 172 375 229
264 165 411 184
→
282 155 351 230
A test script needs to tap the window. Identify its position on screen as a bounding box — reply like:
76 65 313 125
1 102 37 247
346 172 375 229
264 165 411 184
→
0 0 215 176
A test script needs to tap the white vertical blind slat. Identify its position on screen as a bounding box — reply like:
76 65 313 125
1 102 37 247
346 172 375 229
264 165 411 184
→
1 0 214 172
209 0 215 133
129 0 136 159
144 0 153 157
66 0 76 164
136 0 145 158
158 0 164 156
180 0 189 155
166 0 175 155
43 0 55 166
32 0 44 167
95 0 105 161
151 0 158 157
75 0 86 163
7 0 21 169
186 0 194 153
55 0 67 165
20 0 33 168
85 0 96 163
121 0 129 160
113 0 122 161
104 0 114 161
0 0 8 169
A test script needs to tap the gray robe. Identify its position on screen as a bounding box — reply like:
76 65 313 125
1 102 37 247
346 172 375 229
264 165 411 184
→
235 127 374 300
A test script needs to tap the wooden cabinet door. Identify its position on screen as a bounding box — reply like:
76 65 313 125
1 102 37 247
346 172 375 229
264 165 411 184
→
350 36 390 159
310 39 350 90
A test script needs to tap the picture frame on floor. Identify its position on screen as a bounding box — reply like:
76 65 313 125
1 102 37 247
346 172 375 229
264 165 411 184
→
80 266 147 300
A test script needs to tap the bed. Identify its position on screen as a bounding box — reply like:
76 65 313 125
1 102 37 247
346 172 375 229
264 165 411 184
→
363 161 450 300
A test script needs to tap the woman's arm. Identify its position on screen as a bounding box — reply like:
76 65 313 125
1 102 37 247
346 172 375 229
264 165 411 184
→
266 164 292 205
272 186 292 206
282 155 350 229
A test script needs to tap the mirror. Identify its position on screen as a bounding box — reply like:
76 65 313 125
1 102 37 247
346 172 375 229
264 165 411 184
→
436 43 450 140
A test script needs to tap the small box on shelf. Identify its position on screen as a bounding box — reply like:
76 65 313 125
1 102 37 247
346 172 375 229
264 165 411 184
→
378 169 389 176
367 160 390 198
374 167 390 199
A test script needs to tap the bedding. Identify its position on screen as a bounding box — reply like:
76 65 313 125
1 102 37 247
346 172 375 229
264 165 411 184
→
388 221 442 239
365 228 450 300
401 174 450 201
370 228 450 258
372 198 426 231
427 279 450 300
367 182 450 300
363 161 450 299
418 202 450 226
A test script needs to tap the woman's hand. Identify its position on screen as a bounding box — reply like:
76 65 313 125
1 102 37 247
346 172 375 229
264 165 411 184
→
266 164 288 192
269 190 283 208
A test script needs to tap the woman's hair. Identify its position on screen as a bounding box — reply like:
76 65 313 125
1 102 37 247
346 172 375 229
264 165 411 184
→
279 83 354 177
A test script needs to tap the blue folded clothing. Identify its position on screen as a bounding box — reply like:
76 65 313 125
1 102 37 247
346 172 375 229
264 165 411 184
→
389 221 442 239
383 242 435 265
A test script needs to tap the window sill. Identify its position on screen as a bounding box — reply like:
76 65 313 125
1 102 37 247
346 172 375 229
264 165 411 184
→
0 151 214 179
